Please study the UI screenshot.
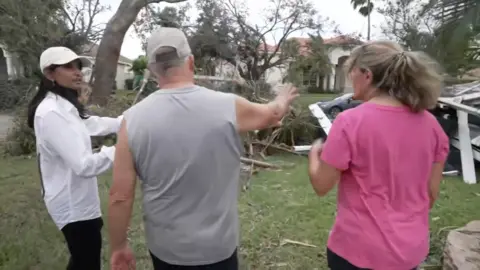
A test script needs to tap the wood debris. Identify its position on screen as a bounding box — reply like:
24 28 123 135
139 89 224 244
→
280 239 317 248
240 157 279 169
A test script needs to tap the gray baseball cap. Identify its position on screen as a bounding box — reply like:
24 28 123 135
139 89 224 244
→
146 27 192 64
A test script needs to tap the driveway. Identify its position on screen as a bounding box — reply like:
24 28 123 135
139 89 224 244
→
0 114 13 139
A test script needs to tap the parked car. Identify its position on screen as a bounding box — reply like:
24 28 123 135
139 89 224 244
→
316 93 362 118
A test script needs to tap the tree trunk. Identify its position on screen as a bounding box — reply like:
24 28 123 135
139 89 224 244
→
91 0 186 105
367 0 371 40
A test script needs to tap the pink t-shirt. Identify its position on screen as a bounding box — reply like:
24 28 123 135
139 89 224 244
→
321 102 449 269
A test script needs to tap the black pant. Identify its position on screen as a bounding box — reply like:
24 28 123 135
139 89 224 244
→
61 217 103 270
150 249 238 270
327 248 417 270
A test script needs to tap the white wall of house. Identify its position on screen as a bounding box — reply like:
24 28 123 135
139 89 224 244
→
264 63 287 86
81 56 134 89
213 56 288 92
116 63 134 89
328 47 352 91
0 44 24 80
213 45 354 92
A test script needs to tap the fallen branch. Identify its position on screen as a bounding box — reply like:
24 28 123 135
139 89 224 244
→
280 239 317 248
252 141 300 155
240 157 279 169
242 164 255 192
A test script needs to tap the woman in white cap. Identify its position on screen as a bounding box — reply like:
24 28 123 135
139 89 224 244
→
27 46 122 270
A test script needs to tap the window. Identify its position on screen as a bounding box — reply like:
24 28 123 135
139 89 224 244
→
302 67 317 86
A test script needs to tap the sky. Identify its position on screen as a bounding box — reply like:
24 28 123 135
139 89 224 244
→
96 0 386 60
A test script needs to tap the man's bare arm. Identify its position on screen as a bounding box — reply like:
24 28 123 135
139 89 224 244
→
235 84 299 133
108 119 137 252
235 96 284 132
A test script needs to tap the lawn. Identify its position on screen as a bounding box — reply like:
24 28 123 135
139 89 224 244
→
116 89 341 108
1 155 480 269
295 93 339 108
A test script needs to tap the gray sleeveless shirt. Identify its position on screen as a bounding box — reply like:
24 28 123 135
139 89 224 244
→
123 85 243 265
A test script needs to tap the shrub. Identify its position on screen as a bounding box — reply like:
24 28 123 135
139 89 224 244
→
1 79 38 156
194 79 319 147
133 75 143 89
141 79 159 97
0 78 37 112
124 79 134 90
2 105 36 156
306 85 324 93
87 91 136 148
87 90 136 118
256 105 321 147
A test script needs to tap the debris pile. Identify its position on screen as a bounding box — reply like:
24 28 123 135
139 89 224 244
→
195 77 321 189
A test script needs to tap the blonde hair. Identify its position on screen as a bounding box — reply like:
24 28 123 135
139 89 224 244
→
344 40 443 112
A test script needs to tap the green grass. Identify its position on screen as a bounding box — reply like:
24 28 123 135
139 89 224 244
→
1 155 480 269
295 93 339 108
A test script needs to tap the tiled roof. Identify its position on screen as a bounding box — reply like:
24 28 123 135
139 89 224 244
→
258 35 364 55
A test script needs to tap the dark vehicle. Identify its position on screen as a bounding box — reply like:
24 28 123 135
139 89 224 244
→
316 93 362 118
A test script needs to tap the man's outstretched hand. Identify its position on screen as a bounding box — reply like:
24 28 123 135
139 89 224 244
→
274 83 300 116
111 244 136 270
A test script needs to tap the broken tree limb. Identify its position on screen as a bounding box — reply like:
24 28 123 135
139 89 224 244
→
280 239 317 248
240 157 279 169
252 141 300 155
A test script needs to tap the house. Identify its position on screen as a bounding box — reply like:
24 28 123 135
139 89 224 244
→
0 43 134 90
0 44 24 81
214 35 363 93
79 43 134 90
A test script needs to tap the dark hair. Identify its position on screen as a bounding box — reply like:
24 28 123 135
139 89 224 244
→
27 66 89 129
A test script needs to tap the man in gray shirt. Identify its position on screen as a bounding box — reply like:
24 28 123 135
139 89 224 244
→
107 27 299 270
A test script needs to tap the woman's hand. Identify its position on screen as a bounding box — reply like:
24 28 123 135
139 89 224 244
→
308 139 340 196
308 139 323 168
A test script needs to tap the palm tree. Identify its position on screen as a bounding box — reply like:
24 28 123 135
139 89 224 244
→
284 35 332 91
351 0 374 40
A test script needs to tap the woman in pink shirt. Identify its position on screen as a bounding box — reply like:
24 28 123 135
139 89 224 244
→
308 41 450 269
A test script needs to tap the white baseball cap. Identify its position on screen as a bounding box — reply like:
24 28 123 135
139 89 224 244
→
146 27 192 64
39 47 92 73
